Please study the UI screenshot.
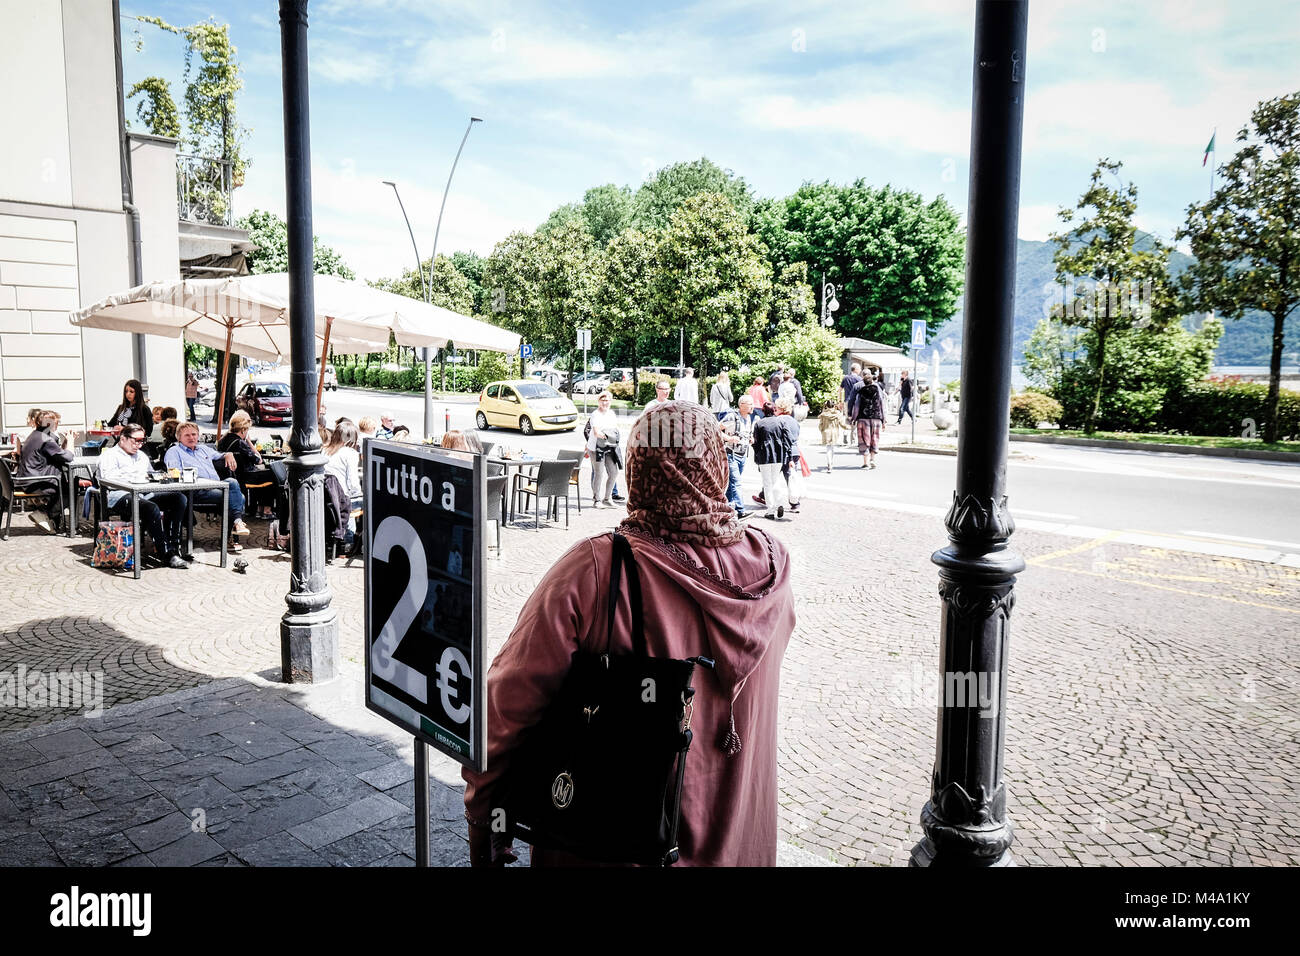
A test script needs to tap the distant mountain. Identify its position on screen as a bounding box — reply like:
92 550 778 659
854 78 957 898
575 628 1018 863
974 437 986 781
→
930 234 1297 367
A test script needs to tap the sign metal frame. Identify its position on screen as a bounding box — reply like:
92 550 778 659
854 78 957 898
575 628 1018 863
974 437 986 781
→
362 438 487 773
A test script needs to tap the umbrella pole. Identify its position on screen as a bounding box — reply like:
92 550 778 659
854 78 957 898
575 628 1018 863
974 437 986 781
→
216 325 234 439
316 315 333 424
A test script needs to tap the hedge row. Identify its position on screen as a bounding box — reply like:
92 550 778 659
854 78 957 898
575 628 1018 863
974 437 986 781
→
1160 380 1300 440
335 353 515 395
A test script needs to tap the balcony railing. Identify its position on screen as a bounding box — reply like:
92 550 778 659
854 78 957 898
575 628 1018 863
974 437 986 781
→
177 153 234 227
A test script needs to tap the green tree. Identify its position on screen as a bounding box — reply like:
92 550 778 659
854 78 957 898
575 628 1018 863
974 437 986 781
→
1049 159 1179 433
371 254 473 313
1178 91 1300 443
1053 317 1222 431
653 193 771 376
750 321 843 414
483 230 542 345
757 181 964 346
595 228 661 392
580 184 633 246
133 16 249 184
1022 315 1084 394
533 220 600 382
236 209 356 279
450 250 488 314
766 261 817 337
633 158 753 230
126 76 181 138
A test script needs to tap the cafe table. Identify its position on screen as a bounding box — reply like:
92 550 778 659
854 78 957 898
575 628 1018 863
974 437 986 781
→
63 456 101 538
486 455 542 523
97 475 229 578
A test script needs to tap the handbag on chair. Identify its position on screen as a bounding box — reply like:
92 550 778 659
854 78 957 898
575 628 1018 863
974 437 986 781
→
503 533 704 865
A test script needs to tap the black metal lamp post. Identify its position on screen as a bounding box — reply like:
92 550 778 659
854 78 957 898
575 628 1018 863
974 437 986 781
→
278 0 339 682
911 0 1028 867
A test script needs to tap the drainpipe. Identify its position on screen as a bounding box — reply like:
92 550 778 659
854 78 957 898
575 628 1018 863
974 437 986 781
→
113 0 148 396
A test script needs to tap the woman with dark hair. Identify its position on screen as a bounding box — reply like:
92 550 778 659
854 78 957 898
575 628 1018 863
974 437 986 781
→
463 401 795 866
322 420 361 559
107 379 152 439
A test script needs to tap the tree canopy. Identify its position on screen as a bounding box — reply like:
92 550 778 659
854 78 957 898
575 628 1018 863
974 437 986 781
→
1178 91 1300 443
1049 159 1180 433
756 181 964 346
237 209 356 280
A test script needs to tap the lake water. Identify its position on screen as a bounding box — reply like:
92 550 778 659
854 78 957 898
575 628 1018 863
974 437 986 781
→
934 366 1298 390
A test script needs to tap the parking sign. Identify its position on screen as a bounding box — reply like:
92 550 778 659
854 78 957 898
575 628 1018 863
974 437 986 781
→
363 439 486 771
521 343 533 360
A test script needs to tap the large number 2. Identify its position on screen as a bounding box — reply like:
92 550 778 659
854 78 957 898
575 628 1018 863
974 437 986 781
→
371 515 428 703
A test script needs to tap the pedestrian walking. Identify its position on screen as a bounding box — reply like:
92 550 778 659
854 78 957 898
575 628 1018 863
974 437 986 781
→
777 369 797 404
775 397 803 511
673 368 699 404
462 401 795 866
768 365 784 398
185 371 200 421
849 371 887 469
752 402 791 519
586 390 622 508
747 378 768 421
719 393 755 518
709 370 734 421
896 369 916 424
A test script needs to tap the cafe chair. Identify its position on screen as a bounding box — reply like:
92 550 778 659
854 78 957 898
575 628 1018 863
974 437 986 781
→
557 449 585 514
0 459 61 540
512 459 576 531
484 474 507 554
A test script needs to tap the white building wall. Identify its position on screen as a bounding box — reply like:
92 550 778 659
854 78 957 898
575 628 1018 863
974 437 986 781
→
0 1 185 434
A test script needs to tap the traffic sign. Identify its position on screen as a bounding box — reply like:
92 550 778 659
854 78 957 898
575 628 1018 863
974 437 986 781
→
576 328 591 350
521 343 533 360
363 439 486 771
911 320 928 348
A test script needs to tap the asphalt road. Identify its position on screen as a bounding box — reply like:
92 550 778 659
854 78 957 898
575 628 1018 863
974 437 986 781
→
200 383 1300 560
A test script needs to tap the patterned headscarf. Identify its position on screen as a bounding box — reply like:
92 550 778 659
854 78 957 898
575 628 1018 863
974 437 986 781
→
620 401 745 546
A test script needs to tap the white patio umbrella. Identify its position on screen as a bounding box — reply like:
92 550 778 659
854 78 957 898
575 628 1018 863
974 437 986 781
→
72 273 521 433
70 278 389 435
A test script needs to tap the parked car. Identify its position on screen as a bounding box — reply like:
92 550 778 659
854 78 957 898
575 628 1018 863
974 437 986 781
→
236 381 293 425
607 367 634 384
561 371 606 393
529 368 562 388
574 374 611 395
475 380 579 435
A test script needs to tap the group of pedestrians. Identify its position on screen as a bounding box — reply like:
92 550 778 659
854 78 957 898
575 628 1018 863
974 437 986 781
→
838 362 902 469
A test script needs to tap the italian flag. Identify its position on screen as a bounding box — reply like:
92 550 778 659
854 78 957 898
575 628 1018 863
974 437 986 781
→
1202 131 1215 166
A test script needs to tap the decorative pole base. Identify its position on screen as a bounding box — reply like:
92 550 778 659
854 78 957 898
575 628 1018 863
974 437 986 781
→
280 612 339 684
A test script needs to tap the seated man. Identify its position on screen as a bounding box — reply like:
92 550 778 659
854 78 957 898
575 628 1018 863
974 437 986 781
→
96 424 188 569
19 409 74 533
164 422 251 552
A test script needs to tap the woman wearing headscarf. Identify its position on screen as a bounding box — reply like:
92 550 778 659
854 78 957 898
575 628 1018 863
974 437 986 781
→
107 378 152 439
463 401 795 866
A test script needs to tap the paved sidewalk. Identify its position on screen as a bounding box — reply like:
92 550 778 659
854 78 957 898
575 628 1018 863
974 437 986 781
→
1 462 1297 866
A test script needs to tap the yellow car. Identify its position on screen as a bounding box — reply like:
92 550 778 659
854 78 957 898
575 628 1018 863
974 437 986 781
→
475 380 580 435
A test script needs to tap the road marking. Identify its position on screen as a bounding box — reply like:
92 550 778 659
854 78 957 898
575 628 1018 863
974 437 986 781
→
1025 532 1120 566
1013 462 1300 490
1035 565 1300 615
1181 531 1300 551
1015 508 1079 520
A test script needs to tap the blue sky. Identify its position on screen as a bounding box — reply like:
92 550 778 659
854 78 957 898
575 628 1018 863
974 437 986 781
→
121 0 1300 282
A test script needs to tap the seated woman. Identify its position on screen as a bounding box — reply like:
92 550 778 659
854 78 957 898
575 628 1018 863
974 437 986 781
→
218 411 275 519
322 420 362 560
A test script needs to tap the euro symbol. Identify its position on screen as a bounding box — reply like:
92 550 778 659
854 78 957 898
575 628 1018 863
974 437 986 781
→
436 646 472 724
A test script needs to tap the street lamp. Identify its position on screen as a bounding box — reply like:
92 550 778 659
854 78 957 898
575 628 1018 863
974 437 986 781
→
382 180 429 304
424 117 483 435
821 276 840 327
382 180 428 371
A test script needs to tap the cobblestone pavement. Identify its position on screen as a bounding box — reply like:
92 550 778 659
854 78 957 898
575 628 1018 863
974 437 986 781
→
1 473 1297 866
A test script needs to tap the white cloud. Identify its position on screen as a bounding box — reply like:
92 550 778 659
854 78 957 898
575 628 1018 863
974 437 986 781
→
1018 203 1063 243
741 92 971 157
